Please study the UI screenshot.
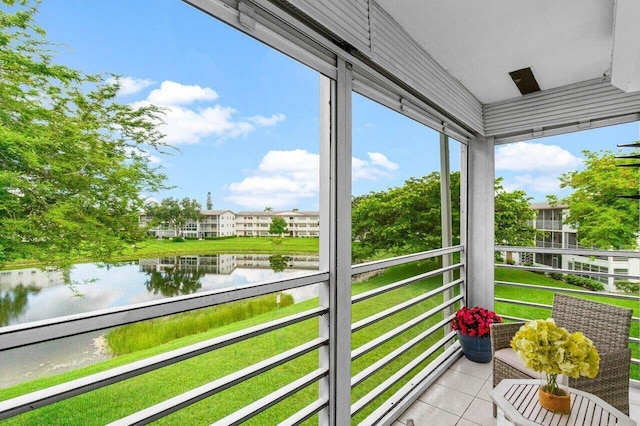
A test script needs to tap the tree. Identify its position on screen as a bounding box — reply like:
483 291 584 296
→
0 1 168 267
352 172 461 259
558 149 639 249
206 192 213 210
351 172 536 261
144 266 204 297
494 178 536 246
145 198 203 238
269 216 288 236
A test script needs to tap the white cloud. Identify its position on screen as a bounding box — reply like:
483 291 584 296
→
130 80 285 145
108 76 154 96
226 150 319 209
249 113 286 126
352 152 398 180
367 152 398 170
495 142 582 172
147 81 218 106
510 174 563 194
225 149 398 209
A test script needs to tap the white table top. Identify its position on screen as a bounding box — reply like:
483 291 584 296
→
491 379 637 426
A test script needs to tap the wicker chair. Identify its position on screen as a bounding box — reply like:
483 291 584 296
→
490 293 633 415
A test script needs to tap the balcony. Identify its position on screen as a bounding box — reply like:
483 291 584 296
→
0 246 638 424
396 357 640 425
2 0 640 424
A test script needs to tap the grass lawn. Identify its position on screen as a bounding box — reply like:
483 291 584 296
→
0 264 636 424
3 237 319 269
0 260 447 425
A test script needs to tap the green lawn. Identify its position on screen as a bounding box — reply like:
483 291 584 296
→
0 260 447 425
0 263 636 425
3 237 320 269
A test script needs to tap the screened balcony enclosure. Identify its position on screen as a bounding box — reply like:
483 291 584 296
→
1 0 639 425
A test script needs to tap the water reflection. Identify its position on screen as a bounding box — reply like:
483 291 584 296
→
0 253 319 327
0 285 41 326
268 254 290 272
0 253 319 388
145 268 205 297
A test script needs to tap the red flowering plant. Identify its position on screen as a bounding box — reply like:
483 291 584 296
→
451 306 502 337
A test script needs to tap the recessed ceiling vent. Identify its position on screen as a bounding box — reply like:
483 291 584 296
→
509 67 541 95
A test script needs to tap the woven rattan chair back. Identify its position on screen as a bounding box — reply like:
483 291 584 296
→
552 293 632 353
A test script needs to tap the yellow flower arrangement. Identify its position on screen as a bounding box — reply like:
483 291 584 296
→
511 319 600 395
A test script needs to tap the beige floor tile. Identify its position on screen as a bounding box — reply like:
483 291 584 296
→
398 399 460 426
418 383 474 416
476 379 494 402
449 357 492 380
436 369 486 396
461 398 495 426
456 418 488 426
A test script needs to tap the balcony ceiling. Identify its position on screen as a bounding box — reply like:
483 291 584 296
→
376 0 640 104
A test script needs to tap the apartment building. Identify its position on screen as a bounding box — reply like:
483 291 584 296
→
142 210 319 238
529 202 639 291
235 210 320 237
141 210 236 239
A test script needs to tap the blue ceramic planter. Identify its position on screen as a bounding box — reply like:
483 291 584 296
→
457 331 492 363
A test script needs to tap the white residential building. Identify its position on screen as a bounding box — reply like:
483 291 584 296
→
529 202 639 291
141 210 236 239
235 210 320 237
141 209 319 238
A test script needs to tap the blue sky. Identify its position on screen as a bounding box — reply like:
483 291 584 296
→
34 0 640 210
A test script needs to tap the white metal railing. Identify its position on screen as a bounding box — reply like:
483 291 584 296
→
0 246 465 424
495 245 640 387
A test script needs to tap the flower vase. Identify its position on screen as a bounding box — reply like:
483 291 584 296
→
538 373 570 413
456 331 492 363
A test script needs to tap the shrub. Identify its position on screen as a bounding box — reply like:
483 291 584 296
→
564 274 604 291
505 258 516 265
548 272 564 281
615 281 639 294
172 236 184 242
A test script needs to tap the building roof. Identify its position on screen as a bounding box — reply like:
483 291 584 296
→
530 201 568 210
201 210 234 215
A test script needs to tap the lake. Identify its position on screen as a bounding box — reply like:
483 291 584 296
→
0 253 319 388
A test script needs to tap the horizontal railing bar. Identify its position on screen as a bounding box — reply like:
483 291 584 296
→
496 281 640 301
210 368 327 425
0 272 329 351
107 337 328 426
359 344 461 426
352 266 461 305
351 316 452 388
497 298 639 346
495 298 551 310
351 246 463 275
350 331 456 417
495 245 640 258
0 307 326 421
496 264 639 281
498 315 530 323
351 280 460 333
351 297 460 361
278 398 328 426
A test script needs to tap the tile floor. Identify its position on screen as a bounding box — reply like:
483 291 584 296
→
394 356 640 426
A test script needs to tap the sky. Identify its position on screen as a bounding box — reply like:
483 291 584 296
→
31 0 640 211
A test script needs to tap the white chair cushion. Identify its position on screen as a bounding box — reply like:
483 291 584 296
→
494 348 542 379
